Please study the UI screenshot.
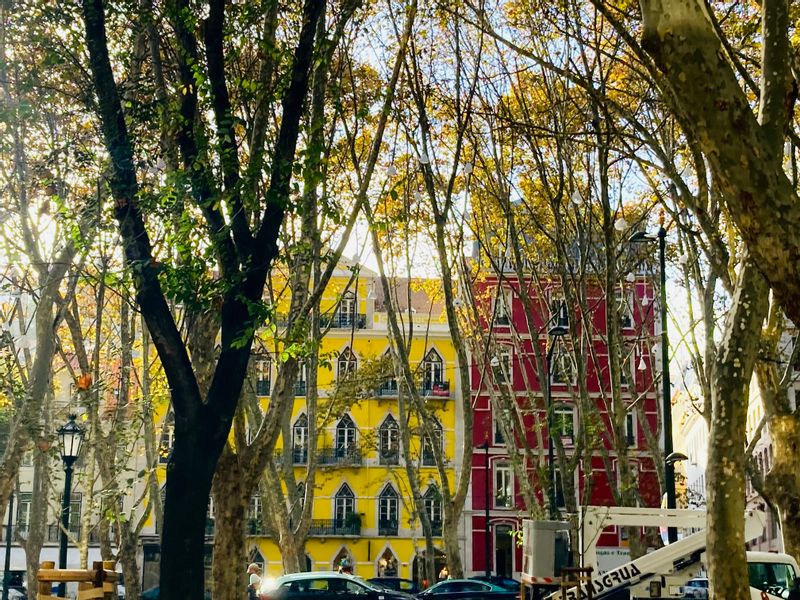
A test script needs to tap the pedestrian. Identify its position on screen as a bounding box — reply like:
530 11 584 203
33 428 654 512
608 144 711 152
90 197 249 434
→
247 563 262 600
338 559 353 575
438 566 449 581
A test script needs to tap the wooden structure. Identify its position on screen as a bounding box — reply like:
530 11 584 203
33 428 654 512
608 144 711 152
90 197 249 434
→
558 566 594 600
36 560 118 600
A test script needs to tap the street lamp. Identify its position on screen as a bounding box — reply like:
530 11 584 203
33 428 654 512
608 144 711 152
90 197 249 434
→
546 324 568 520
629 224 677 543
481 438 491 577
57 415 84 597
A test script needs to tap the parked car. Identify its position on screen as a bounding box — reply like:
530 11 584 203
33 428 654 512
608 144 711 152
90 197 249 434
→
262 572 414 600
367 577 420 595
469 576 520 593
417 579 518 600
681 578 709 598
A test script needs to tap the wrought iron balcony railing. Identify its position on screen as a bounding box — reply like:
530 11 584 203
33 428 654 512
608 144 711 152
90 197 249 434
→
318 447 362 467
307 518 361 536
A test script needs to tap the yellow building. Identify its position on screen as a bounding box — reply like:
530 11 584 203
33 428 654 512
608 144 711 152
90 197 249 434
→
245 262 461 581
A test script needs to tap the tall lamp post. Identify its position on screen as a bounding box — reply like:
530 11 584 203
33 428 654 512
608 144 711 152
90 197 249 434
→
481 439 491 577
57 415 85 597
629 224 677 543
545 324 568 520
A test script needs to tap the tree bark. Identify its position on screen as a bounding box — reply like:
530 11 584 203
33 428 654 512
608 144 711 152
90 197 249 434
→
706 257 768 600
763 415 800 561
211 451 249 600
638 0 800 324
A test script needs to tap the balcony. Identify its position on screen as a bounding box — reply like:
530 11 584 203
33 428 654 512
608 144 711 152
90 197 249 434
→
320 313 367 330
378 519 398 536
294 381 307 396
256 380 271 396
46 524 81 543
308 518 361 537
274 447 308 465
430 521 443 536
379 450 400 466
247 519 271 536
318 447 362 467
420 381 450 398
378 380 399 397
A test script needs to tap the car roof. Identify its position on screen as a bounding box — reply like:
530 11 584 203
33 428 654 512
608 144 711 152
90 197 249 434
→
276 572 366 583
432 579 502 589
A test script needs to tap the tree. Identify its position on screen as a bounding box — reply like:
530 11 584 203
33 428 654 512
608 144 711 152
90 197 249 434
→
77 0 326 596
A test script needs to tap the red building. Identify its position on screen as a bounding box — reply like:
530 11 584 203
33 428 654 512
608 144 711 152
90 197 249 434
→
467 268 664 577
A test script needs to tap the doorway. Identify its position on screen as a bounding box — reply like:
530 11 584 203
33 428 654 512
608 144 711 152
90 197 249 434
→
495 524 513 578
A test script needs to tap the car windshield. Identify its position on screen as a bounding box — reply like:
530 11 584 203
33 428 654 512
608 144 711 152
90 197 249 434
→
748 562 797 597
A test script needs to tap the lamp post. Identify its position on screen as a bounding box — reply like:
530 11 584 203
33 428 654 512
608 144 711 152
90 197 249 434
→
2 492 13 600
545 324 568 520
629 225 677 543
481 439 491 577
57 415 85 597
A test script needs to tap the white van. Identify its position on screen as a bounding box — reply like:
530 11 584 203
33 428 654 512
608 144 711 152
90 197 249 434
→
747 551 800 599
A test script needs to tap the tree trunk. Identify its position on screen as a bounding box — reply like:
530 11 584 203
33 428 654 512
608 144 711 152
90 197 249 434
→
706 258 768 600
637 0 800 325
211 451 249 600
763 415 800 562
160 432 217 600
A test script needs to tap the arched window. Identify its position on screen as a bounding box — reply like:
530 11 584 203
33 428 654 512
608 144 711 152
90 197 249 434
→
379 415 400 465
422 349 443 392
293 414 309 464
159 411 175 464
378 485 399 535
421 419 443 466
335 414 357 454
379 351 398 397
338 347 357 379
423 487 442 535
334 484 356 532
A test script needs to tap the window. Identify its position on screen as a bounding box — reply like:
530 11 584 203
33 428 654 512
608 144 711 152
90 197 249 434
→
423 487 442 534
338 347 357 379
293 414 309 464
334 484 356 527
625 412 636 447
336 415 357 455
421 420 443 466
748 562 797 597
494 287 512 326
295 481 306 511
378 485 399 535
553 406 575 444
492 346 513 384
551 351 574 385
248 496 264 534
379 352 398 396
17 492 32 535
549 292 569 328
159 411 175 464
338 292 357 328
379 415 400 465
617 288 633 330
295 362 307 396
59 492 81 534
493 412 506 446
422 349 444 392
495 461 514 508
255 356 271 396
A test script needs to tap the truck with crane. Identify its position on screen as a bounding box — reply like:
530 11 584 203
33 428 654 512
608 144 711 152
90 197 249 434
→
521 507 799 600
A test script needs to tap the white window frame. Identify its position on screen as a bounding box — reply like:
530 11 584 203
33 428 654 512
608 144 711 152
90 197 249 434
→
625 411 636 447
494 287 512 326
617 287 634 330
493 345 513 384
334 485 355 523
494 461 514 508
553 405 575 445
336 415 357 450
548 291 569 328
551 350 576 386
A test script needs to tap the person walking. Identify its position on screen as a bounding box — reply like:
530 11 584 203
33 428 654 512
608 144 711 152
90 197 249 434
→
247 563 262 600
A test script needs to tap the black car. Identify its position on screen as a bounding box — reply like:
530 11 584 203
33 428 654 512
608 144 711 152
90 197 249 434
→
367 578 420 595
418 579 518 600
468 577 520 593
263 572 414 600
141 587 212 600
